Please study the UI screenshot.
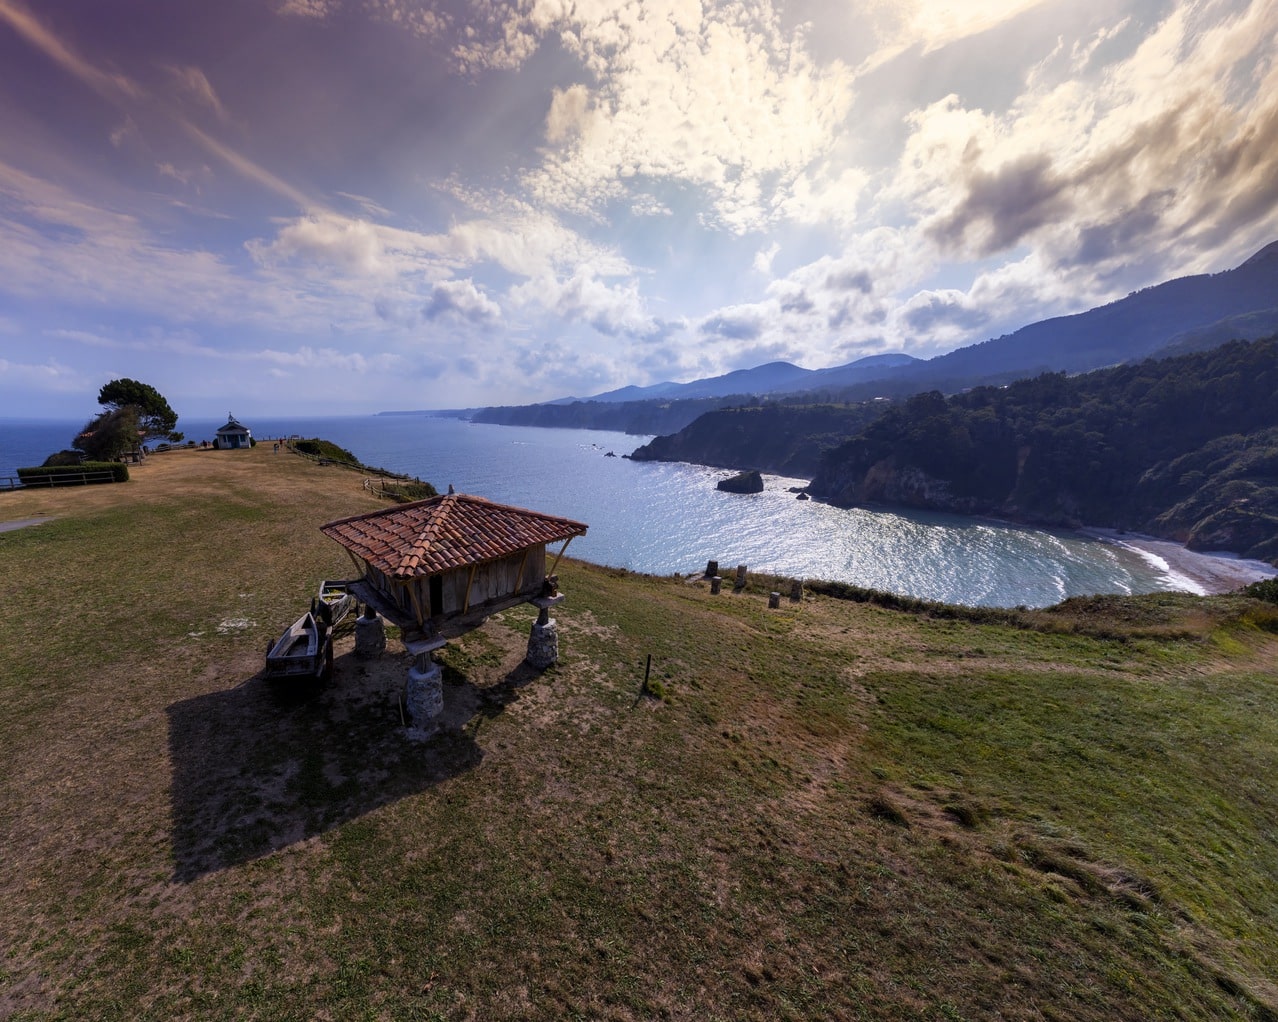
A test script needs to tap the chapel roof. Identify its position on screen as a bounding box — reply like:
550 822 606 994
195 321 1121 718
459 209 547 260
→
216 414 249 433
319 493 588 579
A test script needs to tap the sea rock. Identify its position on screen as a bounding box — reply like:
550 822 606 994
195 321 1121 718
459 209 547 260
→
717 470 764 494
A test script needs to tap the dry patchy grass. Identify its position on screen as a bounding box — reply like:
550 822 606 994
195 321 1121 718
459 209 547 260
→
2 447 1277 1020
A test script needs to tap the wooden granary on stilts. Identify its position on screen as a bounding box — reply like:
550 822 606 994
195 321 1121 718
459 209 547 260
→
319 493 588 731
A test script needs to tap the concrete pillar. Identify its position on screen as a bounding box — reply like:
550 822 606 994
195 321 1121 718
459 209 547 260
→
354 606 386 658
768 591 781 609
790 580 803 602
710 576 722 595
405 652 443 732
704 559 719 578
734 564 748 590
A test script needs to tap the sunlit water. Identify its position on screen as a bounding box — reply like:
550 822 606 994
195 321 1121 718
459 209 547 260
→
0 414 1227 607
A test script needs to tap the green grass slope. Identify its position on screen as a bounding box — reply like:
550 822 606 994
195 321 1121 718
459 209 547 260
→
1 446 1276 1020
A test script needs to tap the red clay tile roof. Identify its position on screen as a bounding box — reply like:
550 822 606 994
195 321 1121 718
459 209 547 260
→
319 493 588 579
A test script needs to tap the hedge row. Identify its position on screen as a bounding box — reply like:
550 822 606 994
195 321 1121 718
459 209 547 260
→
16 462 129 486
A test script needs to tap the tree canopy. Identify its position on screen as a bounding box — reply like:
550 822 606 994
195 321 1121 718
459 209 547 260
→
97 378 179 439
71 378 180 461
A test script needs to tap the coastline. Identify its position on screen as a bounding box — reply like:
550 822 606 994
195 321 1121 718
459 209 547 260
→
1081 528 1277 596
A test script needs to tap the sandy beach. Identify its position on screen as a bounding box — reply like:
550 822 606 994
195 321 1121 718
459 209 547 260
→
1083 528 1278 596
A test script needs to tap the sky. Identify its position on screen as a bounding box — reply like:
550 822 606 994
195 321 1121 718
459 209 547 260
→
0 0 1276 419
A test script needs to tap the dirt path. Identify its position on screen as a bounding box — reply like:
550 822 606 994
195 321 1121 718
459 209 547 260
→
0 516 54 532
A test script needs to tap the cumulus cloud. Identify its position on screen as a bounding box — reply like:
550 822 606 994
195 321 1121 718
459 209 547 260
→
512 269 657 338
825 267 874 294
545 84 593 144
629 194 672 217
700 309 764 342
753 242 780 275
251 213 399 276
506 1 856 231
900 289 991 333
926 151 1071 256
423 278 501 324
896 0 1278 281
276 0 339 18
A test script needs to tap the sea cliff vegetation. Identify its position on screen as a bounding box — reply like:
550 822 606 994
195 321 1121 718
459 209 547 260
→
633 338 1278 565
808 338 1278 562
471 393 745 435
2 445 1277 1019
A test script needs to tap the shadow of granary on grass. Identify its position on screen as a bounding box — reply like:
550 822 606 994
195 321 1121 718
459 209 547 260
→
167 650 486 883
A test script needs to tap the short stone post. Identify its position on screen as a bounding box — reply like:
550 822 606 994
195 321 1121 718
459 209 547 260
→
354 605 386 658
405 651 444 733
790 580 803 602
527 593 566 670
734 564 748 590
768 591 781 609
704 559 719 578
710 576 723 595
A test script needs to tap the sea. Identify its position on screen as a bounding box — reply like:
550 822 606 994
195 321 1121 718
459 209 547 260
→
1 414 1266 608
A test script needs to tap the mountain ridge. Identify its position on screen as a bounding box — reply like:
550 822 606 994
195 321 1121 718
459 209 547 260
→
462 241 1278 427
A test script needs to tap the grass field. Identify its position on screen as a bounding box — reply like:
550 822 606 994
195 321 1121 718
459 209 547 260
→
1 444 1276 1020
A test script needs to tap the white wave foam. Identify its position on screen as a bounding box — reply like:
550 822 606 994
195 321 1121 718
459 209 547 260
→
1110 540 1209 596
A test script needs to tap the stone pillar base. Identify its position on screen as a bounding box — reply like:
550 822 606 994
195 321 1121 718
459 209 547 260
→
526 619 559 669
354 610 386 658
405 654 443 733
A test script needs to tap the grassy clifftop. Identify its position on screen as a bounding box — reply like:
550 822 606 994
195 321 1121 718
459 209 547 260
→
1 445 1276 1020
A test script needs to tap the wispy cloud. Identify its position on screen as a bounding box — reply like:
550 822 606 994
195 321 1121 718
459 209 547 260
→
0 0 141 98
164 64 230 121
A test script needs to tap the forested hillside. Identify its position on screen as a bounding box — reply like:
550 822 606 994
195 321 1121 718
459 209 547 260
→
628 403 888 476
470 394 748 435
807 338 1278 563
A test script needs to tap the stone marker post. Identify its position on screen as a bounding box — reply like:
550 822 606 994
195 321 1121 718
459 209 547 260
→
734 564 748 590
704 559 719 578
768 591 781 609
710 576 722 595
790 580 803 602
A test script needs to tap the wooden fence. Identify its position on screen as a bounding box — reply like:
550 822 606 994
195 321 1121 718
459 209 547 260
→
8 470 118 489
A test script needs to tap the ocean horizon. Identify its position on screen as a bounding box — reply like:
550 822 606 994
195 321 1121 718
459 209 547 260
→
2 413 1271 608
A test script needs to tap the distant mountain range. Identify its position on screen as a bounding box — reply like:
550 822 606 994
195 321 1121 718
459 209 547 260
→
546 241 1278 408
390 241 1278 435
561 352 921 404
884 240 1278 388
